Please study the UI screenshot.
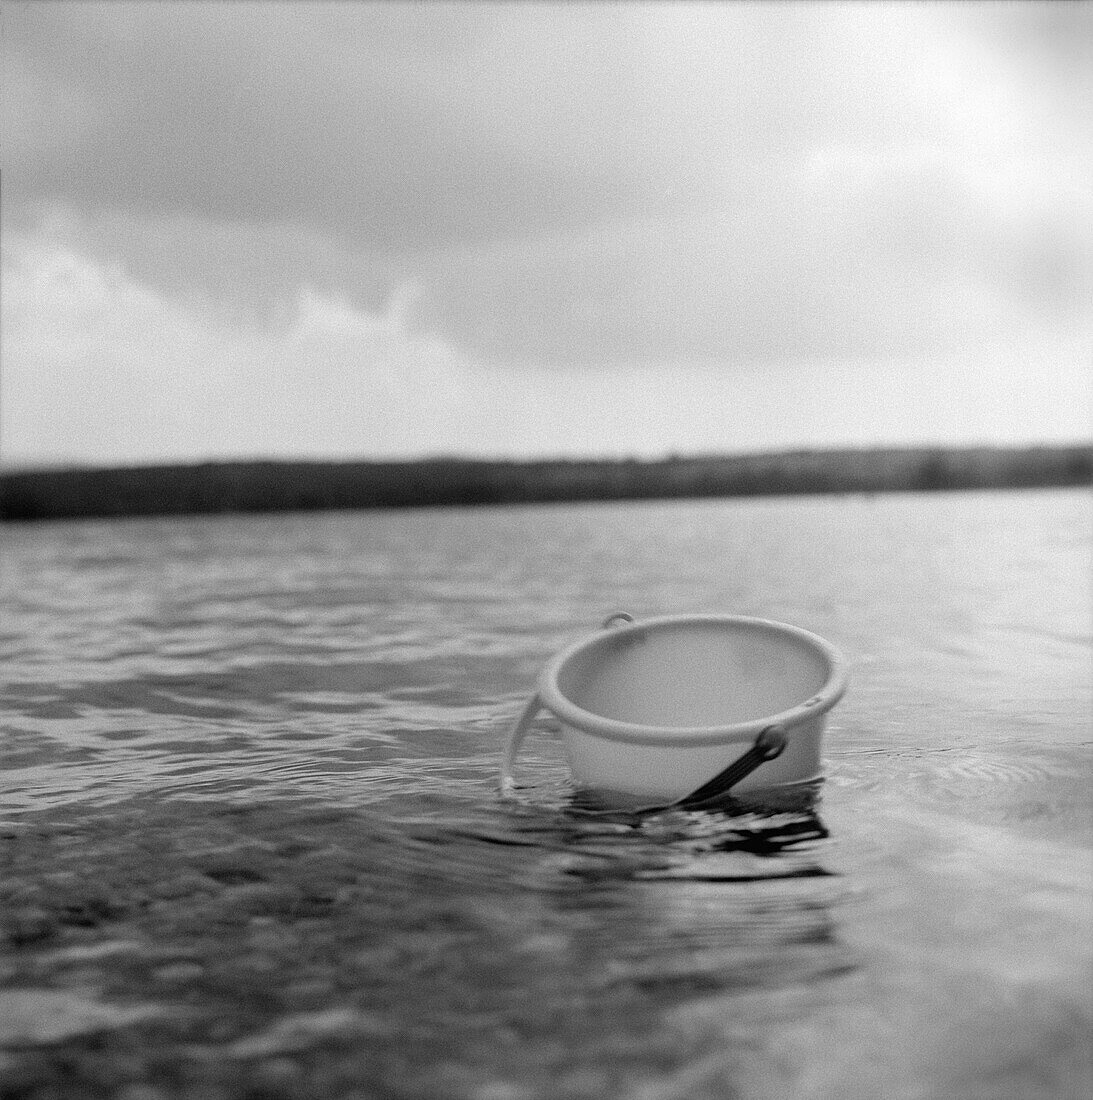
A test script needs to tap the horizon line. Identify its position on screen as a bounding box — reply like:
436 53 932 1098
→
3 439 1091 477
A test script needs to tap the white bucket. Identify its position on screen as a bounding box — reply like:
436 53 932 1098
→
501 614 848 806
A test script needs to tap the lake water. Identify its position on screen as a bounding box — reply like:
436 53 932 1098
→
2 489 1091 1098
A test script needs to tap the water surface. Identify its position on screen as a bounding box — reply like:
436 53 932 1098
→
2 489 1090 1098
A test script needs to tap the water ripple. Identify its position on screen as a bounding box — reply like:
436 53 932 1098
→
1 492 1090 1098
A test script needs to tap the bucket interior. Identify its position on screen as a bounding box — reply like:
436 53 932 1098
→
555 620 831 729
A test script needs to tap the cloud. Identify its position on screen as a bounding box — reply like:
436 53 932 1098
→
0 234 463 463
420 147 1092 365
8 2 1084 246
3 238 1088 468
4 2 653 248
2 2 1089 464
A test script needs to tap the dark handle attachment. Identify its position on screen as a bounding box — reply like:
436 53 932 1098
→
673 725 787 810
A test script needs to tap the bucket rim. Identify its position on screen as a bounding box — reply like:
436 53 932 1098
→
537 613 848 746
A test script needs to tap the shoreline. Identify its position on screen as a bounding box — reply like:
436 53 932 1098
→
2 443 1090 522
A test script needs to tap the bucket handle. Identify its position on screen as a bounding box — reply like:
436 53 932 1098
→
673 725 787 809
501 614 633 797
500 692 542 797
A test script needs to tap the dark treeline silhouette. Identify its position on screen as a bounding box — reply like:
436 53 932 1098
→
1 445 1090 522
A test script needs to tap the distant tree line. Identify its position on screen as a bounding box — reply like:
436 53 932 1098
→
1 445 1090 522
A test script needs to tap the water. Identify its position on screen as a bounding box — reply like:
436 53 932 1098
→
1 489 1090 1098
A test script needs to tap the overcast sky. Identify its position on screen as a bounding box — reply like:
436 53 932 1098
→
2 0 1090 467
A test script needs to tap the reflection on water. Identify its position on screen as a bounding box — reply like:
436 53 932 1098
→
1 489 1090 1097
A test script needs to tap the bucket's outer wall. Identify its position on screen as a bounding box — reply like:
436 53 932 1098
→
560 715 826 803
502 615 847 803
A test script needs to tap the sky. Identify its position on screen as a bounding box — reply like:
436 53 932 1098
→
2 0 1090 468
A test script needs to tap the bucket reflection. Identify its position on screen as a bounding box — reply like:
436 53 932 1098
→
501 786 856 1018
